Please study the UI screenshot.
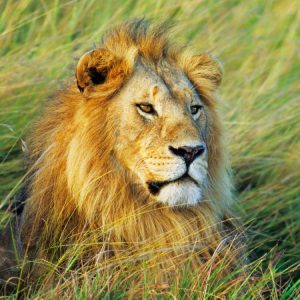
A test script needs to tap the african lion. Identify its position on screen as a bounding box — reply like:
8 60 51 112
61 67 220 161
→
1 20 242 288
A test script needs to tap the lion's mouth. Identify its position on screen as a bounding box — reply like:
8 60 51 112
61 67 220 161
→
147 174 198 195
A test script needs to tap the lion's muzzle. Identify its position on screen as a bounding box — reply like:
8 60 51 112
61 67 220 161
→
144 144 208 206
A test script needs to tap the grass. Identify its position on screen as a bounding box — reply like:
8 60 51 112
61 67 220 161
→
0 0 299 298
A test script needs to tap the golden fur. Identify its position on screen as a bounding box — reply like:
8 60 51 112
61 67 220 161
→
17 20 242 281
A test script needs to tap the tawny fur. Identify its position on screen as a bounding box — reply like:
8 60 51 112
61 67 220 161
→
14 20 242 283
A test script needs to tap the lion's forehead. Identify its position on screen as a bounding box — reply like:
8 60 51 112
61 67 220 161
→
129 62 199 105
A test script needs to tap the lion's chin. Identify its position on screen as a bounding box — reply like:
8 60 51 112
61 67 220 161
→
155 179 203 207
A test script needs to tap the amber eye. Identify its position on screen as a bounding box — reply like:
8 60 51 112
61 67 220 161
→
190 105 203 115
136 103 156 114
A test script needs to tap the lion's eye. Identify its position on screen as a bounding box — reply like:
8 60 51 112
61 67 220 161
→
136 103 156 114
190 105 203 115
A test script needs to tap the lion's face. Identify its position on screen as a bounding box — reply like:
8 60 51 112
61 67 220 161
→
75 30 223 208
111 61 208 206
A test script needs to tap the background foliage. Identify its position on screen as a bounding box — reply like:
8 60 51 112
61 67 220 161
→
0 0 299 298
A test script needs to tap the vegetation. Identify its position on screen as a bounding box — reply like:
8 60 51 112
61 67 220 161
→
0 0 299 298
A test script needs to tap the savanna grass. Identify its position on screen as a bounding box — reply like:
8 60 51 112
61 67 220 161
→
0 0 299 298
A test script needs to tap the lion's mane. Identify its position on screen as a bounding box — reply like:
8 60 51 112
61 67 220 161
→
18 20 241 279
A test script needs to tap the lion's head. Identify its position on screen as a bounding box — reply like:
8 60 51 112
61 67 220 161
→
70 21 227 210
20 21 237 272
106 62 209 207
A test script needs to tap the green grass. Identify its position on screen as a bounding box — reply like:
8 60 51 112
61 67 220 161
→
0 0 299 298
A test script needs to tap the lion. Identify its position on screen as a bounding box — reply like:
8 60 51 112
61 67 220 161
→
1 20 243 289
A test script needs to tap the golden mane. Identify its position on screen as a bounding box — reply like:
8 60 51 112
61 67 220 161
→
19 20 241 280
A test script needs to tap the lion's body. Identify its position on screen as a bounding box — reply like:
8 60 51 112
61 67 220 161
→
2 21 242 285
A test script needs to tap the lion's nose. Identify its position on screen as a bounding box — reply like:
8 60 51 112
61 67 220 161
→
169 144 206 166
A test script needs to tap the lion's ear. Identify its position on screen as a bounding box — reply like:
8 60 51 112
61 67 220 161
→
188 54 223 90
76 49 116 93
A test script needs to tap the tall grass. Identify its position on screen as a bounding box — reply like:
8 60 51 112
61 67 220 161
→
0 0 299 298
